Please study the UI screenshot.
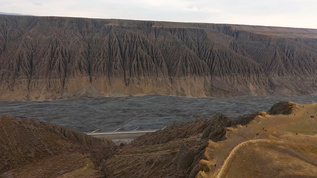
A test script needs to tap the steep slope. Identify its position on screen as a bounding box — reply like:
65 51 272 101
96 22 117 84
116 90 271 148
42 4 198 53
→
0 115 116 177
0 15 317 100
0 113 257 178
102 113 259 177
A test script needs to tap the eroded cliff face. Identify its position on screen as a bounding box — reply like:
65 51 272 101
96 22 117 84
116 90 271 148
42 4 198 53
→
0 15 316 100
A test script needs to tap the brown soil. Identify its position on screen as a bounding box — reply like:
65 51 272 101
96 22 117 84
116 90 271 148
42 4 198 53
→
0 115 116 177
102 113 258 177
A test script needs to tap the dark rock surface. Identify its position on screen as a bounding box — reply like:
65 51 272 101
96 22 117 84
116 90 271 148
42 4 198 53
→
267 101 296 115
0 15 317 100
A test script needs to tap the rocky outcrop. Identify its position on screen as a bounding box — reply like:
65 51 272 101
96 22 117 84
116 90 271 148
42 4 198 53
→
0 15 317 100
267 101 296 115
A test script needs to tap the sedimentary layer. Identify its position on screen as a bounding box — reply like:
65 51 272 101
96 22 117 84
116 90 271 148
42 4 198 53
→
0 15 317 100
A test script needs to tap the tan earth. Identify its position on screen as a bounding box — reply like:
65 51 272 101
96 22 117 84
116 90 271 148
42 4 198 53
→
198 102 317 178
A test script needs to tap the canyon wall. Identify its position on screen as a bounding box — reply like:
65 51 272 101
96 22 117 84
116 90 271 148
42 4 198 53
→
0 15 316 100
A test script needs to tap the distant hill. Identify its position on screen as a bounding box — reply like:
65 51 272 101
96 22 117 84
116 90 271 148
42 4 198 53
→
0 12 23 16
0 15 316 100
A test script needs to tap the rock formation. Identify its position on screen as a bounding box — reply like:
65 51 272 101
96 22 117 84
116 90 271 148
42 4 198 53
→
0 15 317 100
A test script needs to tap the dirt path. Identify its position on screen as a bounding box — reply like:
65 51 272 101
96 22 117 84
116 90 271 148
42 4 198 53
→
216 139 283 178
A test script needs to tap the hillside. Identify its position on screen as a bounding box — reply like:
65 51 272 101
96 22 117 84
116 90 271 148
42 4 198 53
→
198 102 317 177
1 102 317 177
0 15 317 100
0 115 116 177
0 110 257 177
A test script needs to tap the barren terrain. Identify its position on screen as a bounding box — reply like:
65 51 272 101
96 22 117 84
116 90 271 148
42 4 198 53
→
1 102 317 177
198 102 317 177
0 15 317 100
0 115 116 177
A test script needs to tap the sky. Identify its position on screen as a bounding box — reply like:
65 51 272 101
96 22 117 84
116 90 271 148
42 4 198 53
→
1 0 317 29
